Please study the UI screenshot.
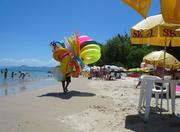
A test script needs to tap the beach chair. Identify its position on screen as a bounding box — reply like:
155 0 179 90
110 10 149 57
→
138 75 165 121
152 81 170 112
138 75 159 110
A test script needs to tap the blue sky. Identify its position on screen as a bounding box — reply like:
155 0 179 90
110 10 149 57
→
0 0 160 66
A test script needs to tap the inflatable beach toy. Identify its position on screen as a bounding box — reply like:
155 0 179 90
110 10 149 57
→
79 35 92 45
50 32 101 81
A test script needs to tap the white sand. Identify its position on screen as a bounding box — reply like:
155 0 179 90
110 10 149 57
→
0 77 180 132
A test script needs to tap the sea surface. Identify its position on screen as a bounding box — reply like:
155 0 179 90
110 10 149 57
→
0 68 58 96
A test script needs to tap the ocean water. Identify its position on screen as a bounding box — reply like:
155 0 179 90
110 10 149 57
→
0 69 58 97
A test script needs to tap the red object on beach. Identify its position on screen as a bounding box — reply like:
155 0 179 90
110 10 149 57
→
127 72 141 77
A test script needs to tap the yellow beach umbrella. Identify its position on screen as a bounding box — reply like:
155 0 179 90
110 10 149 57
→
143 50 180 70
131 14 180 47
160 0 180 25
121 0 180 24
121 0 152 18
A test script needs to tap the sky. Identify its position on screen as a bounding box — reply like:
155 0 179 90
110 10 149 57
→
0 0 160 67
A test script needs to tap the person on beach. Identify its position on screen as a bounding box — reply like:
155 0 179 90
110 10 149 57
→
106 67 110 80
102 66 106 80
48 71 52 77
62 73 71 93
19 71 27 79
88 68 93 80
11 71 15 79
4 68 8 79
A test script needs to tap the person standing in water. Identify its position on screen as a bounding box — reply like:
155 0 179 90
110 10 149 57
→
11 71 15 79
4 68 8 79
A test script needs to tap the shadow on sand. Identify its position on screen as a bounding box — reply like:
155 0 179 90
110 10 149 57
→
125 113 180 132
38 90 96 99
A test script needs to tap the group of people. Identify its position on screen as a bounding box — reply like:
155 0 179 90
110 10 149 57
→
88 66 122 80
0 68 29 80
60 66 122 93
61 66 122 94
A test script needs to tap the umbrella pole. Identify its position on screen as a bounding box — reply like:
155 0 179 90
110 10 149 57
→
160 37 167 115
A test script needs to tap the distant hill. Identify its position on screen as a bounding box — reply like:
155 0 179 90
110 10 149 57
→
0 65 54 72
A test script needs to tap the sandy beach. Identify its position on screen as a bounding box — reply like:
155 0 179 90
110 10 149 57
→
0 77 180 132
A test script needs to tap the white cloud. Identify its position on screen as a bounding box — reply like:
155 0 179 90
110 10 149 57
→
0 58 59 67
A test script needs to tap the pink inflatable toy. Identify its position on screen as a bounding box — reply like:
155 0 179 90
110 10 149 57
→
79 35 92 45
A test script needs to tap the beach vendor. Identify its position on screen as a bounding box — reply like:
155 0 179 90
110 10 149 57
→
62 73 71 93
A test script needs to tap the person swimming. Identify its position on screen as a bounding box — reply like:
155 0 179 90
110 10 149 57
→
19 71 27 79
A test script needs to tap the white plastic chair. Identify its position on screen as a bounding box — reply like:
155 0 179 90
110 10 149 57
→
138 75 164 121
138 75 161 110
152 81 169 111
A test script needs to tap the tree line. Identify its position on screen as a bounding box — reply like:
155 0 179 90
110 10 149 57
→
94 34 180 69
